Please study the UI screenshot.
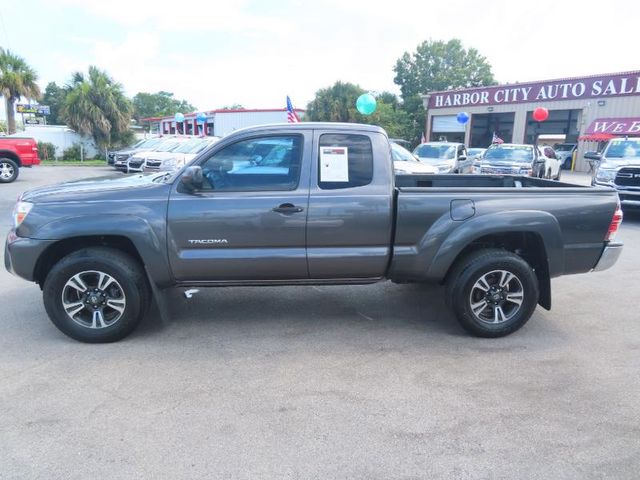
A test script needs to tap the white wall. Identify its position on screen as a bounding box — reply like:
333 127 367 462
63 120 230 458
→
213 111 292 137
16 125 99 159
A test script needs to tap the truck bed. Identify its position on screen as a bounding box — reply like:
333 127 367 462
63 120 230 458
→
395 173 581 189
390 174 619 284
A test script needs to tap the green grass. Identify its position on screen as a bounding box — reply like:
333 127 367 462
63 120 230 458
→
40 160 108 166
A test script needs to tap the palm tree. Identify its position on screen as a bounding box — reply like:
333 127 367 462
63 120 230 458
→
0 48 41 134
62 66 133 149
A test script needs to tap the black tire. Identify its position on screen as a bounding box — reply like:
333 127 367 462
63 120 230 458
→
0 158 19 183
446 248 539 338
43 247 151 343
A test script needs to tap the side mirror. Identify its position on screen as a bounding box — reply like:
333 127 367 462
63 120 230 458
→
584 151 602 161
458 154 467 161
180 166 203 192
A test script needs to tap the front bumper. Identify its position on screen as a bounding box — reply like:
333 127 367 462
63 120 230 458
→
593 181 640 207
5 231 55 282
592 242 623 272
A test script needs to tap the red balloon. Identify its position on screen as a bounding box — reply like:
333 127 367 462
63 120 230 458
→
533 107 549 122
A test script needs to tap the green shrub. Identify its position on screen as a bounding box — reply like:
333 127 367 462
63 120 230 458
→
37 141 57 160
62 143 82 160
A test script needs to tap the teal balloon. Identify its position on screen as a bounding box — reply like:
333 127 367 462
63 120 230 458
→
356 93 377 115
196 112 207 124
174 112 185 123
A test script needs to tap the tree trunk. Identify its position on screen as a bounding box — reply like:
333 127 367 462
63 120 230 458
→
6 97 17 135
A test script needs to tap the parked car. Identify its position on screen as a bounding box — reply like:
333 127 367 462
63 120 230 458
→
5 123 623 343
391 142 437 175
554 143 577 170
536 145 562 180
108 137 162 166
118 138 188 173
0 136 40 183
144 137 220 173
590 137 640 208
475 143 545 177
413 142 471 173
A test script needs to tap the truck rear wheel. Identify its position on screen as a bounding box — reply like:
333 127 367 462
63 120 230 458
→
446 249 539 337
0 158 19 183
43 247 151 343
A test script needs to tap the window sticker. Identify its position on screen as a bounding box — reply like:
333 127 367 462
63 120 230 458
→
320 146 349 182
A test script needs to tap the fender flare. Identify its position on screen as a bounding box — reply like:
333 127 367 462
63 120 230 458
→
31 214 172 287
426 210 564 280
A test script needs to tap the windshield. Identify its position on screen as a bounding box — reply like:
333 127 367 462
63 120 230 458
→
413 144 456 160
554 143 575 152
136 138 162 149
483 145 533 163
173 139 207 154
391 143 418 162
468 148 485 156
152 140 184 152
604 140 640 158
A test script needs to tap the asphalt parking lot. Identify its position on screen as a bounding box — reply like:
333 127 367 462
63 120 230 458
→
1 166 639 479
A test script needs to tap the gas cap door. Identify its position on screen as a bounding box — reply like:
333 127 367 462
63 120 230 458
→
450 199 475 221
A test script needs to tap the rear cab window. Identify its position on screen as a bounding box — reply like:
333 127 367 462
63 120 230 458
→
318 133 373 189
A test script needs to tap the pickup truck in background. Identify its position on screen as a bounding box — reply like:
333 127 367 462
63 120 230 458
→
589 137 640 208
0 136 40 183
5 123 623 343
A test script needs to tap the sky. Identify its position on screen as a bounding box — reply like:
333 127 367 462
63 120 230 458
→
2 0 640 112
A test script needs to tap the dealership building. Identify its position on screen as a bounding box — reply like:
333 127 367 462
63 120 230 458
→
143 108 305 138
422 71 640 171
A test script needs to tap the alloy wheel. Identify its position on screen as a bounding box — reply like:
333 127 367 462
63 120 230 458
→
0 162 15 180
469 269 524 324
61 270 127 329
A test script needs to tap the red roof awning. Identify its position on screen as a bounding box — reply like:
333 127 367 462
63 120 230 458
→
578 133 617 141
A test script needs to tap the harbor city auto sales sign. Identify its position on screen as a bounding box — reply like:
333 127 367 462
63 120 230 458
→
428 71 640 108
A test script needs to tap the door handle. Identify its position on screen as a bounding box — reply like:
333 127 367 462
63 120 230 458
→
272 203 304 214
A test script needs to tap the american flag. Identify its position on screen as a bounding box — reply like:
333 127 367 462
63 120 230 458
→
492 132 504 144
286 96 300 123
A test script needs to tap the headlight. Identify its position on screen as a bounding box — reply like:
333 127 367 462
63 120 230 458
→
595 168 616 183
12 201 33 228
519 167 533 176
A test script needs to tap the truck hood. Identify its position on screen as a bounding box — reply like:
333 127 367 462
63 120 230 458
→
21 172 169 204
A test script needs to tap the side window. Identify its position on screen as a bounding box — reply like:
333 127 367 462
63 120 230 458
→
318 133 373 190
200 135 302 191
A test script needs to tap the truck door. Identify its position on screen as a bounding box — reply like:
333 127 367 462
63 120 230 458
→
306 130 394 279
167 130 312 281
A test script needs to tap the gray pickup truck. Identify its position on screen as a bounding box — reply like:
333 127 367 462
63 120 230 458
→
5 123 624 343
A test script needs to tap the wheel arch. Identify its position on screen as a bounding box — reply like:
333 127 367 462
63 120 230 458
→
29 215 173 288
0 150 21 167
34 235 145 287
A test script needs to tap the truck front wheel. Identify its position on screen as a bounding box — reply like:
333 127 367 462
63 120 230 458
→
43 247 151 343
0 158 19 183
446 249 539 337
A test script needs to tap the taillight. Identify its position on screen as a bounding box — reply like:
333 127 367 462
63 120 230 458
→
605 204 623 242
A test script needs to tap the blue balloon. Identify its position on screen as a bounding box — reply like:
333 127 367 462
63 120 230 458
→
196 112 207 124
356 93 377 115
174 112 185 123
456 112 470 124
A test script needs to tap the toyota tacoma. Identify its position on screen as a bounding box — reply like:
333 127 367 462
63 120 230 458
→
5 123 623 342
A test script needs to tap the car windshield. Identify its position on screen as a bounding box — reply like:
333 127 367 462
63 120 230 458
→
172 139 208 154
468 148 485 156
413 144 456 160
483 146 533 163
137 138 162 149
153 140 184 152
391 143 418 162
604 140 640 158
554 143 575 152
